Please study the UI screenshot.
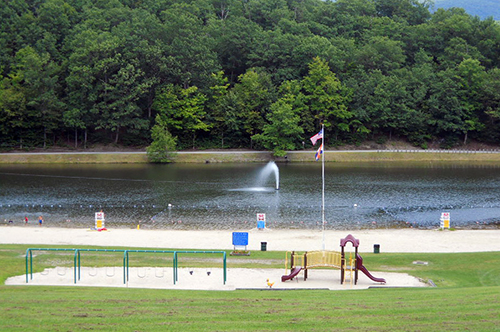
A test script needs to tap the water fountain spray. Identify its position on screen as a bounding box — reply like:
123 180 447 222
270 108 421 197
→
258 161 279 190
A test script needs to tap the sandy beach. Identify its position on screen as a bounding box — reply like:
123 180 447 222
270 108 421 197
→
3 226 500 290
2 226 500 252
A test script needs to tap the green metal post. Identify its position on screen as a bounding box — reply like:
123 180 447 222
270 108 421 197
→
123 251 128 284
25 249 29 283
77 250 81 281
223 252 227 285
73 250 77 284
30 249 33 280
173 252 177 284
123 251 126 284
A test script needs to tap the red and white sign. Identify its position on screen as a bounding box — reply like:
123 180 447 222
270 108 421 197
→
257 213 266 221
440 212 450 229
95 212 105 230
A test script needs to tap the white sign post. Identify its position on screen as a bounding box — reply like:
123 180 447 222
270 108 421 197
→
95 212 105 230
257 213 266 230
440 212 450 229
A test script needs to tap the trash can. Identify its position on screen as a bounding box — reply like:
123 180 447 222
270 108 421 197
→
261 242 267 251
374 244 380 254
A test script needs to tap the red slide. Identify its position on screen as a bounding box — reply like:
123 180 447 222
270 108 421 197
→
356 254 386 283
281 267 302 282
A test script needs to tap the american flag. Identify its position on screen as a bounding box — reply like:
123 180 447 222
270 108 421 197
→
310 129 323 145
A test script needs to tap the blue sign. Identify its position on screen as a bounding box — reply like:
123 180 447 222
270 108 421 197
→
232 232 249 246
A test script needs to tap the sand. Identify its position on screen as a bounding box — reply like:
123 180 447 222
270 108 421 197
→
3 226 500 290
2 226 499 252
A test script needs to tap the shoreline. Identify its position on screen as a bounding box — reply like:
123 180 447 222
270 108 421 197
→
2 226 500 253
2 150 500 163
4 222 500 232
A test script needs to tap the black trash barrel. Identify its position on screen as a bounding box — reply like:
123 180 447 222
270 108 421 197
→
374 244 380 254
261 242 267 251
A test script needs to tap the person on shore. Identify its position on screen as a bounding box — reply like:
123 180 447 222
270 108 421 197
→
38 216 43 226
25 216 28 224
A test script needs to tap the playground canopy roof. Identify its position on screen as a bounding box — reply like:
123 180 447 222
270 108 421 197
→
340 234 359 248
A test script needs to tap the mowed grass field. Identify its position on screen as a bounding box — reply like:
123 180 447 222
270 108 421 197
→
1 244 500 331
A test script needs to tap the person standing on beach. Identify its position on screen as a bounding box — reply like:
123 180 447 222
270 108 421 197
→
25 216 28 224
38 216 43 226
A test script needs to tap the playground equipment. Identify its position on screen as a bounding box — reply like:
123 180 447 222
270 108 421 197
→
282 234 385 285
25 248 227 286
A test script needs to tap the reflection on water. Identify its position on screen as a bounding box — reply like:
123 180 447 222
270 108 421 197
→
1 162 500 229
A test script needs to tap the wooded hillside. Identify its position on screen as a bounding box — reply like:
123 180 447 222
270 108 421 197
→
1 0 500 155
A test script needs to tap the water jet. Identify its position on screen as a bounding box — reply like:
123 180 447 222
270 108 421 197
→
257 161 280 190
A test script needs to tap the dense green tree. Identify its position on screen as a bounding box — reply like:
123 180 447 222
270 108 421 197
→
65 30 101 147
37 0 78 61
426 61 485 147
301 57 352 141
330 0 376 39
15 47 65 148
455 58 486 144
252 97 304 156
243 0 293 30
110 8 167 119
205 71 242 148
146 114 177 163
247 30 304 84
355 36 406 75
208 16 263 83
98 61 152 143
160 5 220 89
231 69 275 148
440 37 485 67
62 107 86 148
481 68 500 142
0 71 27 146
153 84 210 149
374 0 432 25
0 0 29 72
66 8 154 144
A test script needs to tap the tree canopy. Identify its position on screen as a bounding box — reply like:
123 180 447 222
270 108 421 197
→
2 0 500 151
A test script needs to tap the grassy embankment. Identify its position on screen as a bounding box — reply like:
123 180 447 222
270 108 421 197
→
1 244 500 331
2 150 500 163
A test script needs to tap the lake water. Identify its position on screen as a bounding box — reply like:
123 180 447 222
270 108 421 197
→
1 162 499 229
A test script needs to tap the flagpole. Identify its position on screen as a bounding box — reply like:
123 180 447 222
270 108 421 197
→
321 123 325 250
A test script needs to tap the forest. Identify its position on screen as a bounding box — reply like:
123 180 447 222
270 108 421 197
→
1 0 500 156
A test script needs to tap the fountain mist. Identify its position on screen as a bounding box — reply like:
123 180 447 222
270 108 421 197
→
257 161 280 190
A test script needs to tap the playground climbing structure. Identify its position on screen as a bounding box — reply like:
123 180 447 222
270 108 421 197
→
282 234 386 285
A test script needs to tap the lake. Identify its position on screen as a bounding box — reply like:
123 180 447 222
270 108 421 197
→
1 162 499 229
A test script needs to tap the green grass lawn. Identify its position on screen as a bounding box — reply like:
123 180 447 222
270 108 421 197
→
1 244 500 331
